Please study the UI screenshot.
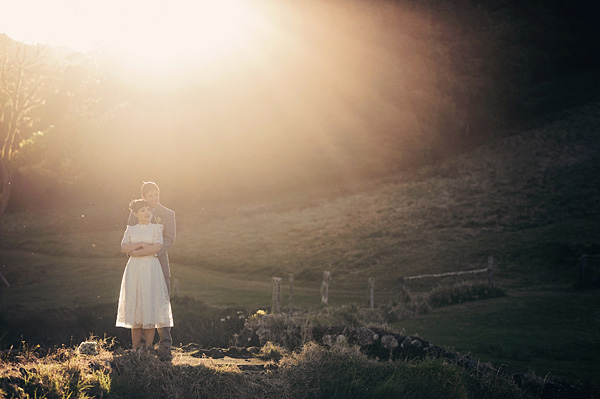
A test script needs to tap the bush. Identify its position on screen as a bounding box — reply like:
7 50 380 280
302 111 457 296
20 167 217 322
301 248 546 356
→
244 311 313 350
427 282 506 308
380 297 432 323
259 341 288 361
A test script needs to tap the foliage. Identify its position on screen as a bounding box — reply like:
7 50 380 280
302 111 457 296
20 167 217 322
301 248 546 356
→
427 282 506 308
0 40 52 219
258 341 288 361
0 37 110 217
244 311 313 350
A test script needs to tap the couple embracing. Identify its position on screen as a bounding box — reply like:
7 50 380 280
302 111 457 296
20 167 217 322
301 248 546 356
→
115 181 176 354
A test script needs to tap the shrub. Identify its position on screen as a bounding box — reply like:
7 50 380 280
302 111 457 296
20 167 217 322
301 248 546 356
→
310 304 388 327
244 311 313 350
259 341 288 361
380 297 432 323
427 282 506 308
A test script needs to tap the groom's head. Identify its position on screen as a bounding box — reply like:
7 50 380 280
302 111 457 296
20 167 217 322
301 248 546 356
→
141 181 160 208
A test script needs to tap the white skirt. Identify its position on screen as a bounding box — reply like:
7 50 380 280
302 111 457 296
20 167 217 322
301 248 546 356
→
116 255 173 329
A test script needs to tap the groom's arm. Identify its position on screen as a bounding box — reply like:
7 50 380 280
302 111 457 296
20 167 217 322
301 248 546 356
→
158 209 176 257
127 211 137 226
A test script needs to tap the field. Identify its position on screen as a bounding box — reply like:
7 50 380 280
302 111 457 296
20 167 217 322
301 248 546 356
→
1 102 600 393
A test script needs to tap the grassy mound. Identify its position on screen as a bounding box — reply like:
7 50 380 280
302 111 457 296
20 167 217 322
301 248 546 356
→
1 339 544 399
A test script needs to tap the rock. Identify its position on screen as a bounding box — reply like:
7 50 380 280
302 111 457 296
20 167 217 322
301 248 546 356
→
335 335 347 345
351 327 375 346
381 335 399 350
223 347 253 359
77 341 98 356
255 327 270 345
238 327 260 347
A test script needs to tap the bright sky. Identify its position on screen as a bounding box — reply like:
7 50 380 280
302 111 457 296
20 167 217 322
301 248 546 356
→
0 0 269 73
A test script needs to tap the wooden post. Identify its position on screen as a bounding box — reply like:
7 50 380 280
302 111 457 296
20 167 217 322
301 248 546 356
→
368 277 375 309
488 255 494 289
272 277 282 313
321 271 331 305
288 273 294 314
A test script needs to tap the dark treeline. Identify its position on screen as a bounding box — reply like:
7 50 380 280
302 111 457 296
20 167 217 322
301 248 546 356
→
4 0 600 212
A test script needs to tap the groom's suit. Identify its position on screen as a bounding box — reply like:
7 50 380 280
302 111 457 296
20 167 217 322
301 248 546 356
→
128 202 176 348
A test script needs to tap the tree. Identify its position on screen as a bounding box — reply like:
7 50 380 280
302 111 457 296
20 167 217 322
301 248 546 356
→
0 35 110 219
0 37 53 220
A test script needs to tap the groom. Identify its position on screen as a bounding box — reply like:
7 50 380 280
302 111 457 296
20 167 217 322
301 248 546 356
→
127 181 176 351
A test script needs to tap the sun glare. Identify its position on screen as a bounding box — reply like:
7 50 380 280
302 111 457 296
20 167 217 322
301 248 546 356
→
2 0 428 188
105 0 269 74
1 0 268 74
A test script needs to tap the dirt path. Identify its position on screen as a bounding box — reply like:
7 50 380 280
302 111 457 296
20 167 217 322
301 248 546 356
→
172 354 271 371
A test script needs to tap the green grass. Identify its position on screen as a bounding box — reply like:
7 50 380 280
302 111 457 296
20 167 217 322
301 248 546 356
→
397 290 600 385
2 101 600 389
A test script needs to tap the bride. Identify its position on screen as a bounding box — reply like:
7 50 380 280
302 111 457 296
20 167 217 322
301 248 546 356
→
116 199 173 351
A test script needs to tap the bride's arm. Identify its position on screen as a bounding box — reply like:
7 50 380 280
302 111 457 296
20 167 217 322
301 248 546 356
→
130 243 162 257
121 242 147 253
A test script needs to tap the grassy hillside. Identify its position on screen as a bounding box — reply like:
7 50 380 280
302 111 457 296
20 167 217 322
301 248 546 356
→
3 101 599 291
1 101 600 388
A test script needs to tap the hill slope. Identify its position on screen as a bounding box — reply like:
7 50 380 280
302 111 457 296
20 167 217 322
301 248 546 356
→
172 101 600 289
1 101 599 295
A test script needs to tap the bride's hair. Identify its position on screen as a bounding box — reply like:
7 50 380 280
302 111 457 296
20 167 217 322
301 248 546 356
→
129 199 150 213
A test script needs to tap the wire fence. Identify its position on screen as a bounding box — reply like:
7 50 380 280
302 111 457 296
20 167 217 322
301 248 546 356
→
271 256 495 312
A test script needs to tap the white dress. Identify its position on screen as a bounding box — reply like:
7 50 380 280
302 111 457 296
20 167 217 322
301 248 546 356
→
116 223 174 329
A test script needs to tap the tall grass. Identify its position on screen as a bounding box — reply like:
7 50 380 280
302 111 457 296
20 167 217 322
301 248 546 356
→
1 339 540 399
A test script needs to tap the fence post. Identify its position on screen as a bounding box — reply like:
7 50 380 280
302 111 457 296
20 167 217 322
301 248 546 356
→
321 271 331 305
272 277 282 313
368 277 375 309
288 273 294 314
488 255 494 289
